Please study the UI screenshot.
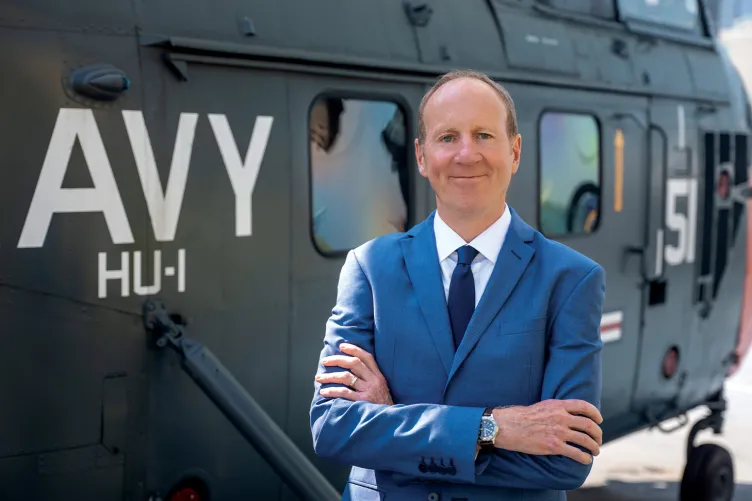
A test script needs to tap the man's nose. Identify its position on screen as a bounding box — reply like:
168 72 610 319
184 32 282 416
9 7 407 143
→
453 136 481 164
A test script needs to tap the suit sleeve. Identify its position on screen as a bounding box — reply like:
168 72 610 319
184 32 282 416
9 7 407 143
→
309 250 485 483
473 263 606 491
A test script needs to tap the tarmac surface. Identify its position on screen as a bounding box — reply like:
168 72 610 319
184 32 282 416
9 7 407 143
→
569 357 752 501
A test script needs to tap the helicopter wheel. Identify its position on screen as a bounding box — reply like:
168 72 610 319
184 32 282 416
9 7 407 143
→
679 443 734 501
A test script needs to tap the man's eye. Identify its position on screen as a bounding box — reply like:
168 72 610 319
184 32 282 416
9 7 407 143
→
478 133 491 139
440 135 453 142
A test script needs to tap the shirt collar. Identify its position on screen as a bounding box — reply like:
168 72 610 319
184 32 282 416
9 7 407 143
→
434 204 511 264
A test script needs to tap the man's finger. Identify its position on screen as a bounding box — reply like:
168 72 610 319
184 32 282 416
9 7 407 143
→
558 443 593 465
322 355 370 379
321 355 357 367
319 386 360 401
564 430 600 457
340 343 381 376
564 399 603 424
570 415 603 445
316 371 362 390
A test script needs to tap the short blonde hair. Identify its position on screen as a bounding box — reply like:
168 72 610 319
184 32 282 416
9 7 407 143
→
417 69 518 144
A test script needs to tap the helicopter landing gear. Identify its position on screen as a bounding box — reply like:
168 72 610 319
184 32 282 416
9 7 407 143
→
679 396 735 501
680 444 734 501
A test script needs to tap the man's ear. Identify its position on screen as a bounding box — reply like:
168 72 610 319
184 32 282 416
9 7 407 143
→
511 134 522 175
415 138 427 178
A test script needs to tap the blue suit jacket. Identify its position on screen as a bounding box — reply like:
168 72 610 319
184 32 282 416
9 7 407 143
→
310 207 605 501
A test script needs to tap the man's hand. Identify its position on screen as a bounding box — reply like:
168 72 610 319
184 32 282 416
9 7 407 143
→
493 399 603 465
316 343 394 405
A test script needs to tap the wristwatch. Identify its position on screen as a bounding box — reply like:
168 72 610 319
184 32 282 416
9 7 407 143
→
477 408 499 451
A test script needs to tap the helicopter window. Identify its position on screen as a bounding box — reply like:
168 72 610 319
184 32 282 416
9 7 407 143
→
617 0 701 31
538 111 601 237
309 96 409 255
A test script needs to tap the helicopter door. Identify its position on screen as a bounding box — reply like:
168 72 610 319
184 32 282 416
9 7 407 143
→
136 54 294 499
284 75 421 489
633 99 704 417
502 83 649 424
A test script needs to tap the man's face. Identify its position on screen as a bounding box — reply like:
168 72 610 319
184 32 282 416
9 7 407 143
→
415 78 521 218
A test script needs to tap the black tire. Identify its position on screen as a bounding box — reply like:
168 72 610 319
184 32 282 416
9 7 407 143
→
679 443 735 501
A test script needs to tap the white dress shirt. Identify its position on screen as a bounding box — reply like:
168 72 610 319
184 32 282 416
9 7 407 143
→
434 205 512 307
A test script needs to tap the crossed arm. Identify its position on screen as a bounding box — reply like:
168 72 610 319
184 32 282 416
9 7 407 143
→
309 250 606 490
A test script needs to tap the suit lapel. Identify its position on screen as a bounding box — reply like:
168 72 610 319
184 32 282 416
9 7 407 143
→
446 210 536 384
401 213 455 376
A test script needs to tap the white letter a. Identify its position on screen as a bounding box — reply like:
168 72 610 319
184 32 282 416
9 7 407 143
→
18 108 134 248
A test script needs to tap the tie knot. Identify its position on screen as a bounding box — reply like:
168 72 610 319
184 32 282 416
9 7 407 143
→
456 245 479 265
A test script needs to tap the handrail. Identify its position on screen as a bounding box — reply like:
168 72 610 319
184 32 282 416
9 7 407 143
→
649 122 669 280
143 299 341 501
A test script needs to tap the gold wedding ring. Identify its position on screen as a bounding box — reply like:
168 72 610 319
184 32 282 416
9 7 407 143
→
350 374 358 387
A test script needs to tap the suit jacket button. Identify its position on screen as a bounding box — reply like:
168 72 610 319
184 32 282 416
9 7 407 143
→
427 493 440 501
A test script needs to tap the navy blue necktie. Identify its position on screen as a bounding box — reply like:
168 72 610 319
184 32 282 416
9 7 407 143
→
448 245 479 350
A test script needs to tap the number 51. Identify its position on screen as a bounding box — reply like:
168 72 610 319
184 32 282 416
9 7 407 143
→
664 177 698 266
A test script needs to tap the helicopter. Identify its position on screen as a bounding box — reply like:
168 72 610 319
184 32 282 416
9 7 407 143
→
1 0 751 500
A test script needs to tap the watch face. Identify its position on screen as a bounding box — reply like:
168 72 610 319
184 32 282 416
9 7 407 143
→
480 417 496 440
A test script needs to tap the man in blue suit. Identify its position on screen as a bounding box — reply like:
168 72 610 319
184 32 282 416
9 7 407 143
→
310 69 606 501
